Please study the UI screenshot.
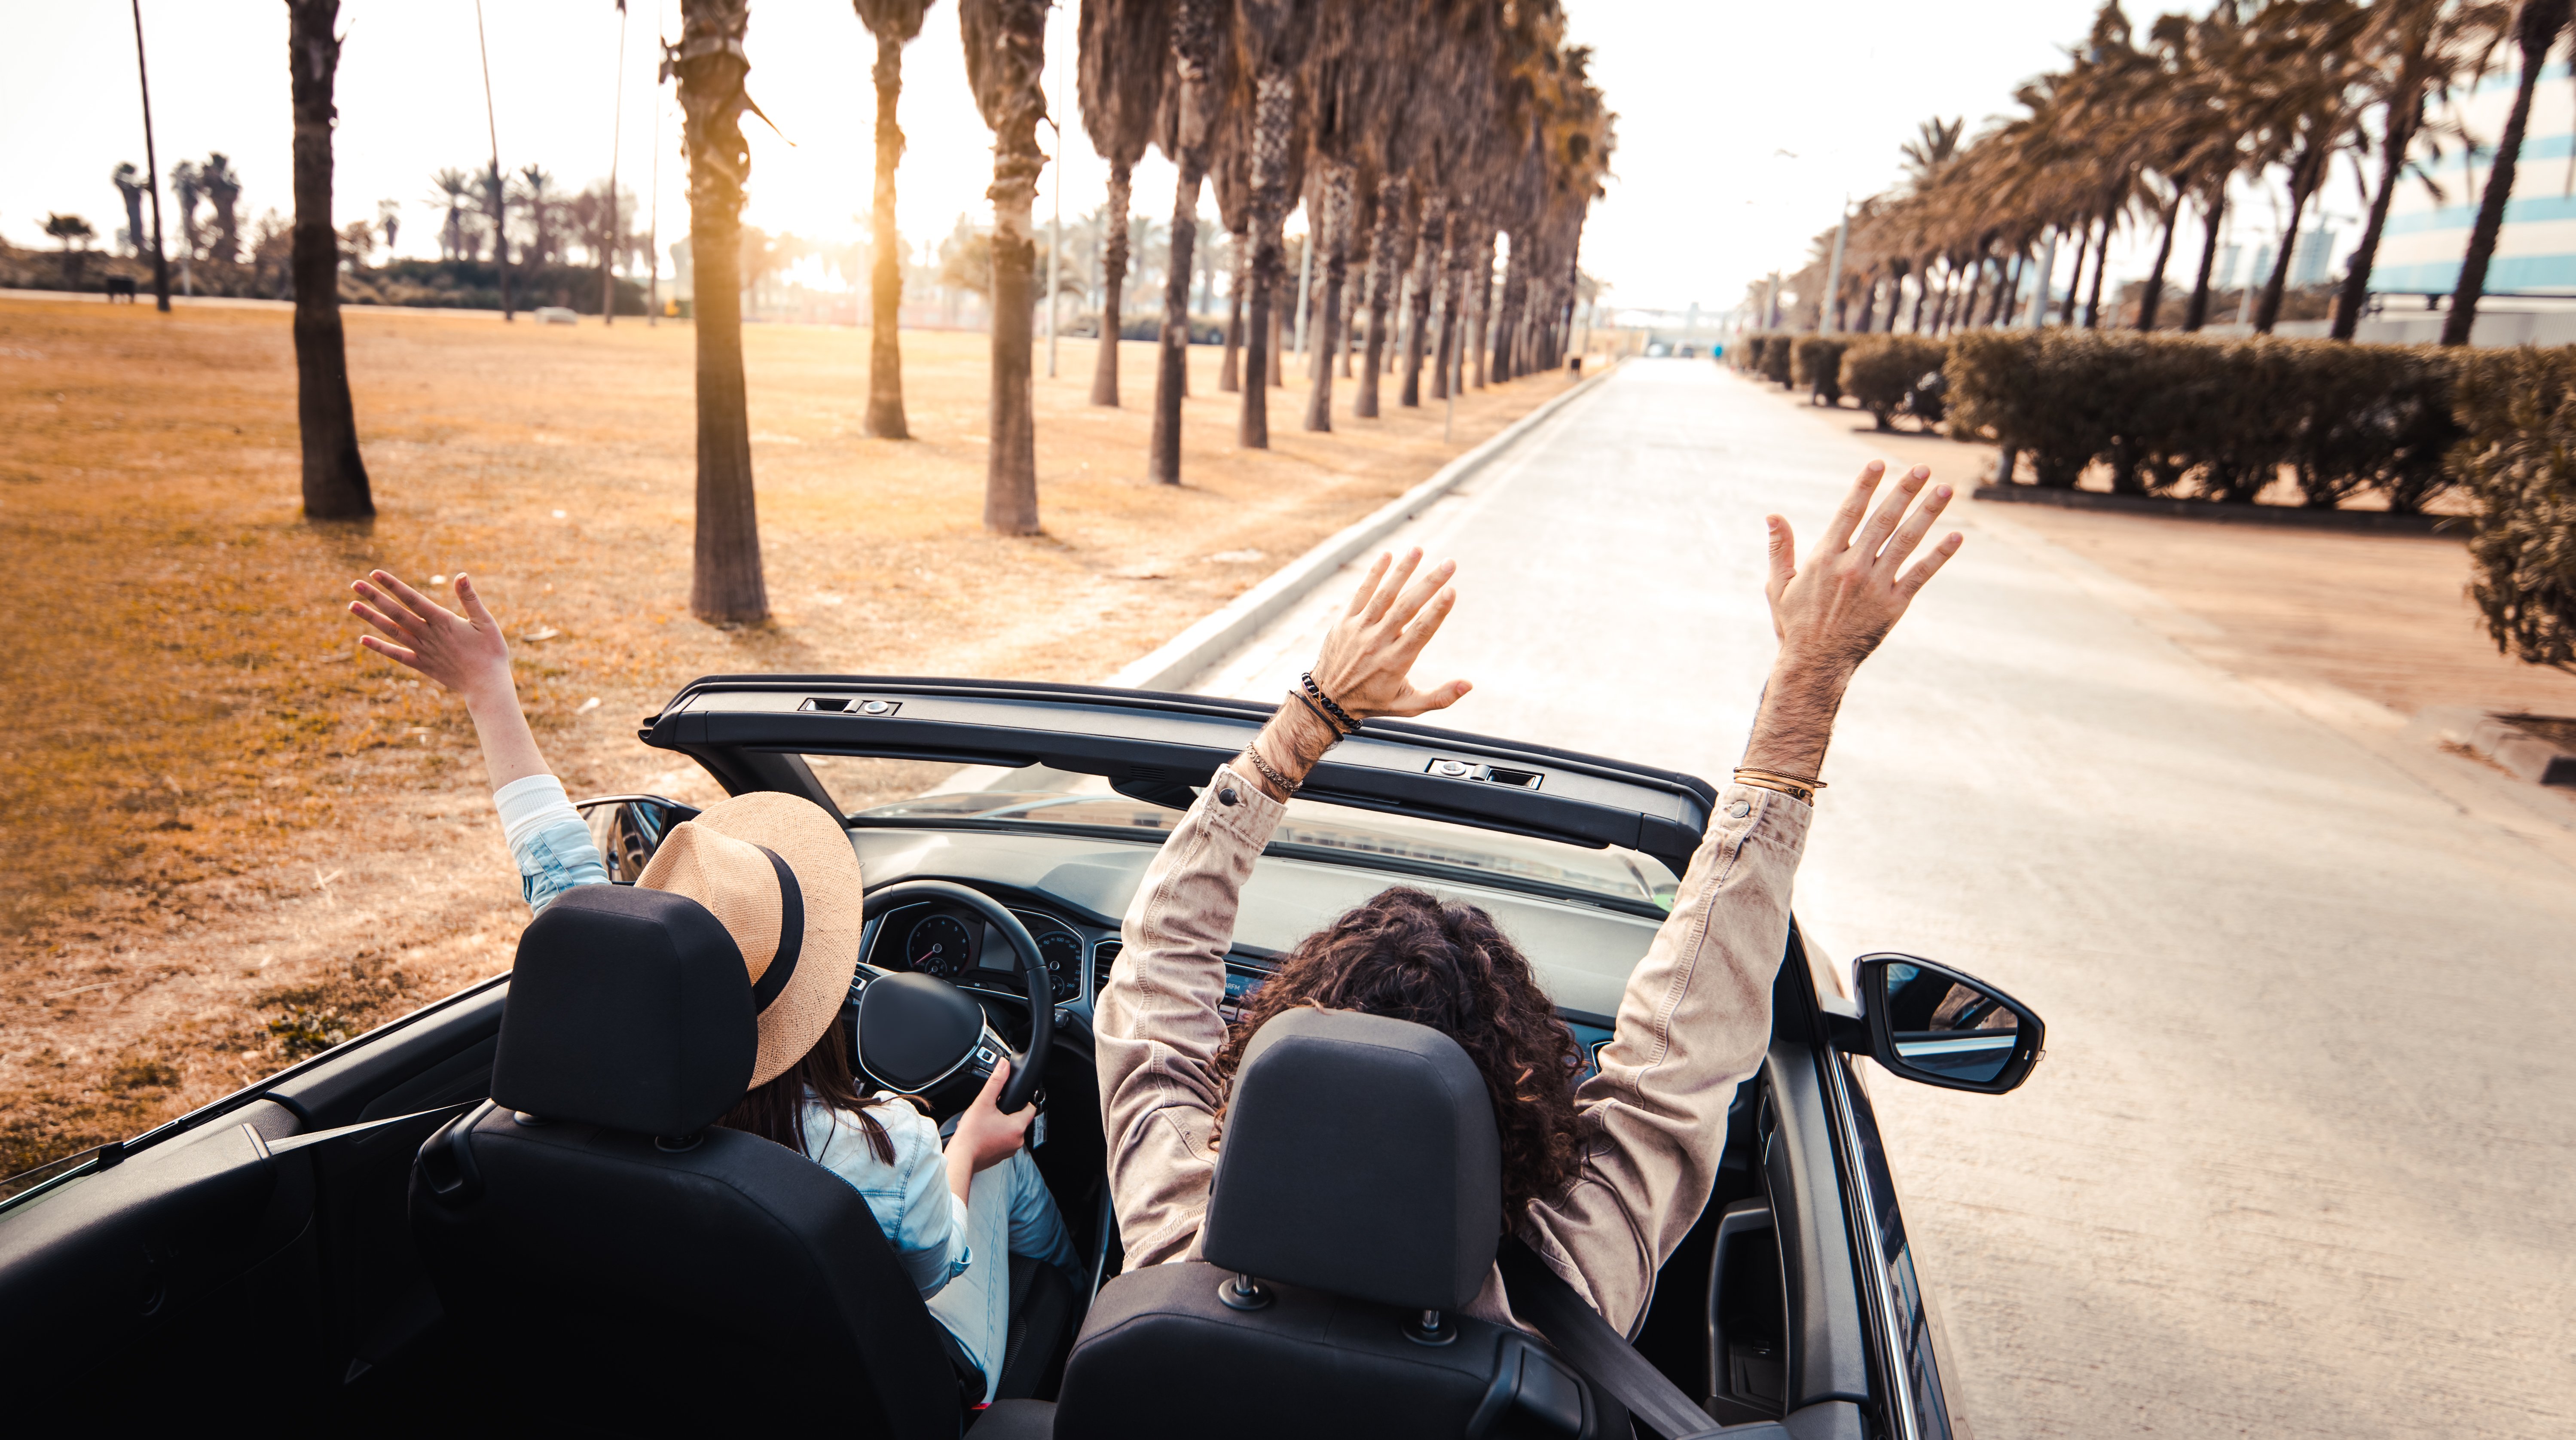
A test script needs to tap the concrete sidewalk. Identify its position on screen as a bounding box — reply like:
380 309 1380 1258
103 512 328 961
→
1187 358 2576 1440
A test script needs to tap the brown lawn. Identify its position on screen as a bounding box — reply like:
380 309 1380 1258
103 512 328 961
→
0 296 1573 1177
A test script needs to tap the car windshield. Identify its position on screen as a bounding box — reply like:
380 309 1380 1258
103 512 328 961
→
810 758 1680 912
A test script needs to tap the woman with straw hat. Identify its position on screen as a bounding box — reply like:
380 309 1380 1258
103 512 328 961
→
346 569 1076 1404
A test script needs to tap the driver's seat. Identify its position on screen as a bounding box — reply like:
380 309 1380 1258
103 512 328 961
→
407 885 984 1433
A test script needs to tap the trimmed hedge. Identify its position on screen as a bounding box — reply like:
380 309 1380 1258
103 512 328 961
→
1760 333 1793 386
2453 350 2576 669
1792 336 1851 405
1840 336 1949 431
1945 332 2459 510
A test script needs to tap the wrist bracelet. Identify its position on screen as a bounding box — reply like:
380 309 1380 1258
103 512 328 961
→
1732 768 1823 805
1301 672 1361 735
1289 689 1347 744
1242 741 1301 796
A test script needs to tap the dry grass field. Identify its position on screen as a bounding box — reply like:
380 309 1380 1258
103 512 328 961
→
0 296 1574 1177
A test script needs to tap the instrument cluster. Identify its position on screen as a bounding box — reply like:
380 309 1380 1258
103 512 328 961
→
871 899 1091 1006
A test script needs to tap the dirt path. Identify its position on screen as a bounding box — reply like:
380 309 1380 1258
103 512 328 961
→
0 298 1572 1175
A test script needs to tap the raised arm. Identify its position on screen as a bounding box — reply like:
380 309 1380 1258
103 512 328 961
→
1524 462 1962 1330
347 570 606 911
1093 549 1469 1267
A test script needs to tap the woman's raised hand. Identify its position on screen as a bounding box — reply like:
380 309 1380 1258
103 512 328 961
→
1309 548 1472 721
348 571 513 707
1763 461 1961 680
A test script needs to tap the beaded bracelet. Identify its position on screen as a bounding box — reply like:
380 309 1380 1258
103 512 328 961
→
1301 671 1360 734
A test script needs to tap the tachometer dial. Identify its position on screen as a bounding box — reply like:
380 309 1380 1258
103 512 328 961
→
905 914 974 978
1037 931 1084 1002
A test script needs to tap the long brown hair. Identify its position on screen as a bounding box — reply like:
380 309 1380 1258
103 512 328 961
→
718 1015 898 1164
1210 886 1586 1225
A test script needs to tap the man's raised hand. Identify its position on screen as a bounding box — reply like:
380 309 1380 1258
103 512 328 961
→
1764 461 1962 680
1310 548 1473 720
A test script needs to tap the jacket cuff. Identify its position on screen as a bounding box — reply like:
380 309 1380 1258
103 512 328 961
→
1197 760 1288 847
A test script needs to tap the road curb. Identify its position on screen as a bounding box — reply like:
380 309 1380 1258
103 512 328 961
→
1972 482 2466 537
1104 361 1621 693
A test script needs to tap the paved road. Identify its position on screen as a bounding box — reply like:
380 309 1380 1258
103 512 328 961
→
1188 360 2576 1439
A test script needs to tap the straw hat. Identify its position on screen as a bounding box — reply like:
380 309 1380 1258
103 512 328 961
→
634 791 864 1088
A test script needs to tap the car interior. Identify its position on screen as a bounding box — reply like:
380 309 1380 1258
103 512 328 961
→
0 680 2044 1436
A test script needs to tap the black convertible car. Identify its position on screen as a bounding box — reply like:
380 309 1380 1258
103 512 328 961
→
0 678 2041 1437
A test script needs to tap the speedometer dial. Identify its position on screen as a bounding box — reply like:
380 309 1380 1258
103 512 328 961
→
1037 931 1083 1002
904 914 974 978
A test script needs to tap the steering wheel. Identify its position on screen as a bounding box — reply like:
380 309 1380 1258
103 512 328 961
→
853 880 1054 1114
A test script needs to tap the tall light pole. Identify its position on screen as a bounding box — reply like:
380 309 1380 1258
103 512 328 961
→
602 0 627 325
2024 230 2057 328
129 0 170 312
1819 198 1849 333
1292 220 1314 354
1045 18 1062 378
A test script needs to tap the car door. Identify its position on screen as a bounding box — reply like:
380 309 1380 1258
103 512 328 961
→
0 976 508 1421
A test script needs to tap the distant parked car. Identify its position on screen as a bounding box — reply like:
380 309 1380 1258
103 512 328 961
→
533 306 578 326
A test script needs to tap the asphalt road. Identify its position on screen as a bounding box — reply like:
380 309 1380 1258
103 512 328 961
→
1187 359 2576 1439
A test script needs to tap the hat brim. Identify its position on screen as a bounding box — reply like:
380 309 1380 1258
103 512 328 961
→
679 791 865 1087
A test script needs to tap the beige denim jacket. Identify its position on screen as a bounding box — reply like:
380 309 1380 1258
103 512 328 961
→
1094 760 1812 1333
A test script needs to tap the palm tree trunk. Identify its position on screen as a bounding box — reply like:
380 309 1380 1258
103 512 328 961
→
1267 278 1283 385
1470 229 1493 389
1400 196 1442 406
2337 89 2422 341
287 0 371 520
2083 206 2112 329
1238 69 1293 447
2059 223 2089 325
963 0 1047 532
1219 227 1245 391
1356 175 1405 418
865 30 911 438
1305 163 1351 432
1091 160 1132 405
2447 0 2568 345
2255 141 2324 334
1148 165 1204 483
2137 191 2181 331
675 0 766 618
2184 186 2225 331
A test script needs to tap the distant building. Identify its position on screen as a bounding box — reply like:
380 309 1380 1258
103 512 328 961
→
2290 228 2336 287
2372 61 2576 295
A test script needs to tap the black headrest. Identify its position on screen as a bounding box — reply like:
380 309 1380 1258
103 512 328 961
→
491 885 756 1135
1200 1009 1502 1313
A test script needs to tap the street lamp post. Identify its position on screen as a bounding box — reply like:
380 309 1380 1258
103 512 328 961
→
1819 198 1849 333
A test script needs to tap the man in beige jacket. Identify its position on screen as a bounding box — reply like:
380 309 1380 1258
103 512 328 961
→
1096 461 1962 1333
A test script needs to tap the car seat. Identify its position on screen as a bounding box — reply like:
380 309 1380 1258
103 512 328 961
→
973 1008 1610 1440
407 885 1070 1433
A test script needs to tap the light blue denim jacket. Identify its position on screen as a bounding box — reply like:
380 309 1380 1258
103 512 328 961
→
494 774 971 1296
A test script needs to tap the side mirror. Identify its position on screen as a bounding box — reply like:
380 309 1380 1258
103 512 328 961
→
573 794 703 883
1854 954 2044 1095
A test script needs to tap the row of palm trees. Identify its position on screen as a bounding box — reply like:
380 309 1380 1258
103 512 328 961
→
1771 0 2552 348
261 0 1611 622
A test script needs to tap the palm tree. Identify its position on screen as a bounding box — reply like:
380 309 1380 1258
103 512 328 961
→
111 164 148 256
427 170 471 259
2443 0 2568 344
1231 0 1320 449
201 153 243 264
2332 0 2503 339
168 157 202 292
43 214 95 286
1077 0 1169 408
666 0 766 618
378 199 401 257
2245 0 2368 334
854 0 935 439
961 0 1050 534
518 165 559 267
1147 0 1233 485
286 0 372 520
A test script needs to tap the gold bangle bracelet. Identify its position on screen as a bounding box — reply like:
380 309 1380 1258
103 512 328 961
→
1732 771 1818 804
1735 766 1825 791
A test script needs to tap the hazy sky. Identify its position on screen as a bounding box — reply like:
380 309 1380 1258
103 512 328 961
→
6 2 2181 317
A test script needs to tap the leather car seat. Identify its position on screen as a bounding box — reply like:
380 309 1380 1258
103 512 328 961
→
981 1008 1608 1440
407 885 1063 1433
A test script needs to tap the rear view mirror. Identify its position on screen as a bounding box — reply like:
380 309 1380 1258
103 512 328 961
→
1855 954 2044 1095
574 794 703 883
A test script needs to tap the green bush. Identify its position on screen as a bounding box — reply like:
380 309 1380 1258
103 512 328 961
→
2453 350 2576 669
1839 336 1949 431
1944 330 2460 508
1760 334 1793 386
1793 336 1851 405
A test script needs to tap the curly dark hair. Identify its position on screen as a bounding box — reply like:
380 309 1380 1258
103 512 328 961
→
1210 886 1587 1225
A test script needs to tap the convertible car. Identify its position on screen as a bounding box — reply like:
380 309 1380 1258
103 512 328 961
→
0 677 2042 1437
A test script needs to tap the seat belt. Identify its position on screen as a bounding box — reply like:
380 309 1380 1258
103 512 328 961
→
1497 1236 1775 1440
